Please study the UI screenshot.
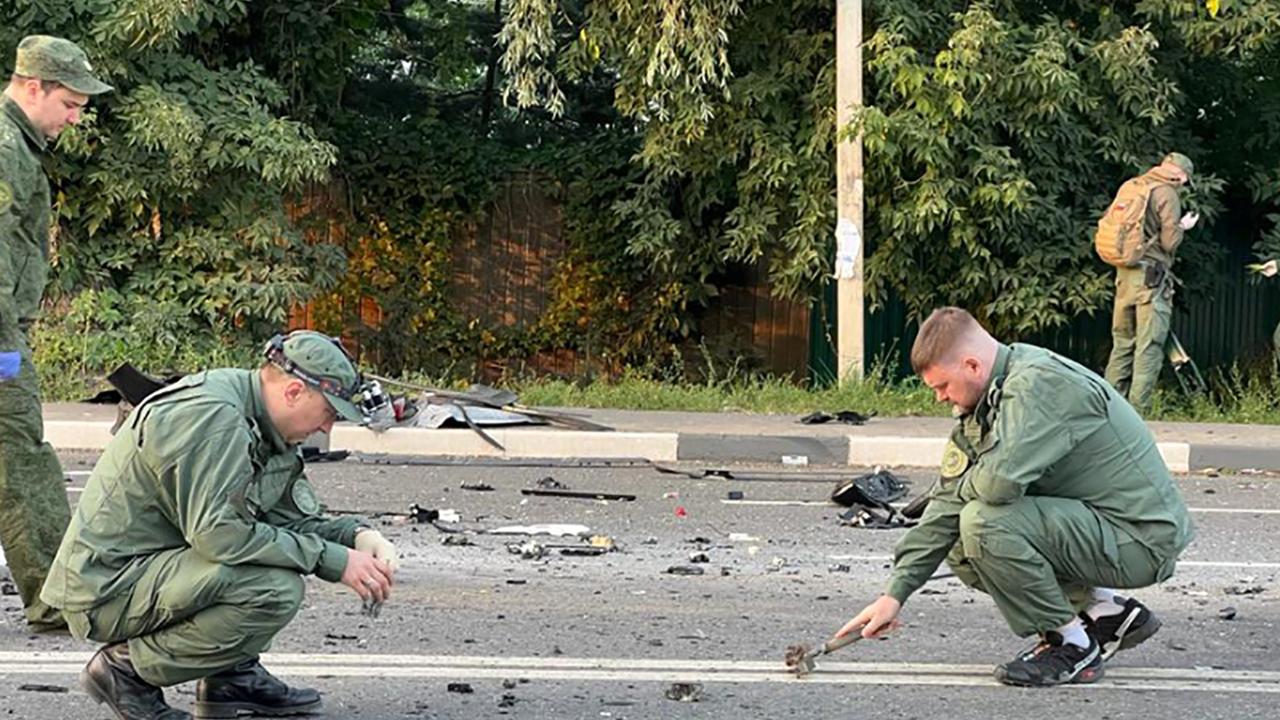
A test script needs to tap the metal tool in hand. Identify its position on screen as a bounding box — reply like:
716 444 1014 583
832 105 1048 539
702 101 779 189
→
784 632 863 677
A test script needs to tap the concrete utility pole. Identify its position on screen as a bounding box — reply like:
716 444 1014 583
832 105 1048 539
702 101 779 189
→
834 0 865 383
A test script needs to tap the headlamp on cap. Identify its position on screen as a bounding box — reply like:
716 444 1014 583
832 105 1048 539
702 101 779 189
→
262 333 389 423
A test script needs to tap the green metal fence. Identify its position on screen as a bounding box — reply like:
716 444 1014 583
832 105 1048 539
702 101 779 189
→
810 222 1280 385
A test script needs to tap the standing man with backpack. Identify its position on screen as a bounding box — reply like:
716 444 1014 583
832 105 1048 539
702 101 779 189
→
1098 152 1199 413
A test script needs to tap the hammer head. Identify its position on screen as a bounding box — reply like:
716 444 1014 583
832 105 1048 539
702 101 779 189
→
783 643 817 677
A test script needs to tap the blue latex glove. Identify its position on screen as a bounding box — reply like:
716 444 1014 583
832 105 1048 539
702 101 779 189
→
0 351 20 381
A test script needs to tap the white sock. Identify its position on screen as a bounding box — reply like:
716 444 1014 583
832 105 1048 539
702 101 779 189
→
1057 617 1091 649
1086 587 1127 621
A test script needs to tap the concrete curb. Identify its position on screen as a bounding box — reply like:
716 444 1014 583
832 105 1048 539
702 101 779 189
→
42 419 1211 473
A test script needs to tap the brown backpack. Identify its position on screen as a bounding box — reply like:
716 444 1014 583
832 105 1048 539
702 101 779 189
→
1095 176 1163 267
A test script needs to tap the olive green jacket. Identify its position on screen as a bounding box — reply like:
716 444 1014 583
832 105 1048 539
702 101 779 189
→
0 97 51 352
43 369 365 612
885 343 1194 604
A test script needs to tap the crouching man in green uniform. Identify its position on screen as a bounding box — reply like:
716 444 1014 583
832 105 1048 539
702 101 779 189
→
837 307 1193 687
41 331 400 719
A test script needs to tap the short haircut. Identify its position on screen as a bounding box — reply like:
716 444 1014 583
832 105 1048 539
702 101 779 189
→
910 306 983 374
8 74 61 92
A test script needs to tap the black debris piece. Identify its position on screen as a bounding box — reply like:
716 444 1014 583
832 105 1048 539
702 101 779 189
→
447 683 474 694
18 684 67 693
666 566 706 576
300 447 350 463
689 553 710 564
408 504 439 524
535 476 566 489
460 482 495 492
498 694 518 708
0 581 17 596
520 488 637 502
798 410 875 426
442 535 474 547
664 683 704 702
560 547 609 557
831 469 908 509
325 632 357 641
1224 585 1266 596
726 490 745 500
1219 606 1238 620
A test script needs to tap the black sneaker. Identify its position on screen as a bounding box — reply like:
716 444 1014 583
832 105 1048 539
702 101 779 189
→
994 632 1103 687
1083 597 1161 660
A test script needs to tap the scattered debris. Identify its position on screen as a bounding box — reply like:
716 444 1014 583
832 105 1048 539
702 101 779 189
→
0 580 17 596
325 632 358 641
521 488 637 502
506 579 527 585
798 410 875 426
408 505 461 524
361 597 383 619
728 533 759 542
1224 585 1266 596
508 541 547 560
18 684 67 693
687 536 712 545
837 505 912 529
828 563 851 573
674 506 688 518
536 476 566 489
642 537 659 545
831 467 909 508
1219 606 1238 620
561 546 609 557
502 679 518 690
726 490 744 500
666 565 705 576
489 524 590 537
1203 468 1221 478
589 535 616 550
689 552 710 564
442 535 474 547
460 482 494 492
498 694 518 708
1166 640 1188 651
720 567 731 576
664 683 704 702
781 455 809 466
766 557 788 572
663 491 680 499
447 683 474 694
300 447 350 463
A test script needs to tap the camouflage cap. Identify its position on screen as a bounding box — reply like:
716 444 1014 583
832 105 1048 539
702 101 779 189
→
13 35 112 96
278 331 364 422
1161 152 1195 183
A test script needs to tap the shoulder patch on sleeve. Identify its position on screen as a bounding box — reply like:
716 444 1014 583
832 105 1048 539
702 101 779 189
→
291 478 321 515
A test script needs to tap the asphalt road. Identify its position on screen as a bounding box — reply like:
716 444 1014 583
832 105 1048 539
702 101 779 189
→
1 453 1277 719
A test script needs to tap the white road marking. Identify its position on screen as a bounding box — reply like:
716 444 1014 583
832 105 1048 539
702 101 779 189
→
0 652 1275 693
724 499 1280 514
826 554 1280 569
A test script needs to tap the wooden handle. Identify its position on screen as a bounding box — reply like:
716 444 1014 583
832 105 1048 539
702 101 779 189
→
822 632 863 654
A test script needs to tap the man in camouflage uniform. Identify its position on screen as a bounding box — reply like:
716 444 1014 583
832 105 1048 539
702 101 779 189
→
837 308 1193 687
1103 152 1199 413
42 331 400 719
1 35 111 632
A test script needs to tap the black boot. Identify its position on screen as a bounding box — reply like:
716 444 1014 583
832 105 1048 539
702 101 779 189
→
194 658 322 718
81 643 192 720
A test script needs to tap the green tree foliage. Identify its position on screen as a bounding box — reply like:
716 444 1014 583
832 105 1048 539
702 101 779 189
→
500 0 1280 337
3 0 343 382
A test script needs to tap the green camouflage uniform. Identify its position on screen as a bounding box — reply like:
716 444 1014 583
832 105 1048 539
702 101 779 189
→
1103 165 1186 413
886 343 1193 637
42 369 366 686
0 96 60 630
0 34 112 631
